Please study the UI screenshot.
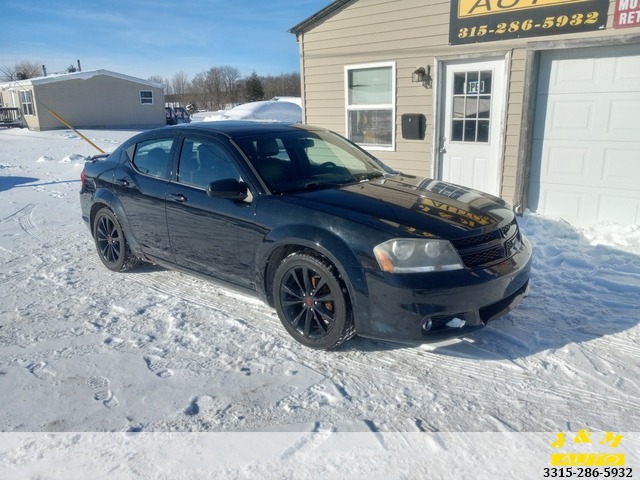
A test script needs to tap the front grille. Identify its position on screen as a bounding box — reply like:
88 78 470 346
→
460 245 505 267
452 230 499 248
451 219 521 269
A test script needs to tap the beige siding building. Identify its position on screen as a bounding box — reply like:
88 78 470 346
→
0 70 165 132
291 0 640 227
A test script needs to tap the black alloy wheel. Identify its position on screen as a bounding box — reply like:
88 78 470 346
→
93 208 139 272
273 252 355 350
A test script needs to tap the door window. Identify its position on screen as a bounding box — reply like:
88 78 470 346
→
451 70 492 143
132 139 174 179
177 138 240 189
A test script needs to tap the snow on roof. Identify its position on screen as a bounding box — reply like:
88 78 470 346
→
0 69 164 89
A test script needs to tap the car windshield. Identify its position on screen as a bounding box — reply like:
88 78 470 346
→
233 129 395 193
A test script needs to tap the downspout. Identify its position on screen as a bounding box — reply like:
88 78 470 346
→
298 31 307 125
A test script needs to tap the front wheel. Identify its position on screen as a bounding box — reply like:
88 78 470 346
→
273 252 355 350
93 208 139 272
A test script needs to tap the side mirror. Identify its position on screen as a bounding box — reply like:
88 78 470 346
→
206 178 248 201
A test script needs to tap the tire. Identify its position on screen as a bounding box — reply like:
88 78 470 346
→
273 252 355 350
93 208 139 272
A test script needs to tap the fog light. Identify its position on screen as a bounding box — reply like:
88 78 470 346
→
421 317 433 333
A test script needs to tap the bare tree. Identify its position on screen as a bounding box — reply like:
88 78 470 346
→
0 61 42 81
0 65 17 81
187 66 242 110
262 73 301 99
219 66 241 107
16 61 43 79
190 71 214 110
171 71 190 105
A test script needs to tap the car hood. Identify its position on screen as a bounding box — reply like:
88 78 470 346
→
284 175 515 239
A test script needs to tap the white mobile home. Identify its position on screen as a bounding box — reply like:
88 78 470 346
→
0 69 165 131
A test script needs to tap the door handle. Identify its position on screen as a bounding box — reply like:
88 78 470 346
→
438 137 446 154
169 193 187 203
114 178 132 187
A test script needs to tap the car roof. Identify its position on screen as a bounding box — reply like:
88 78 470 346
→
163 121 323 138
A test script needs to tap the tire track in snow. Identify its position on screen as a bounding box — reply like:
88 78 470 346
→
119 259 538 432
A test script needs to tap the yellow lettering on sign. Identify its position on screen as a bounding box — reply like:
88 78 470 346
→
458 0 589 18
550 453 625 466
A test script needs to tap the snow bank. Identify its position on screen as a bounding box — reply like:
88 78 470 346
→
203 99 302 123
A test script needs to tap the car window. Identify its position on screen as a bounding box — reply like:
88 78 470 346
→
177 138 240 189
235 130 388 193
132 139 174 179
303 137 369 174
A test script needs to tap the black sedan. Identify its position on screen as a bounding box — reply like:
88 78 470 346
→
80 121 532 350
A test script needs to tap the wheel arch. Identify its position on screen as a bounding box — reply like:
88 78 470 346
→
258 225 369 312
89 189 143 255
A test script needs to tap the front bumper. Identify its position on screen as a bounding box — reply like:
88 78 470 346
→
353 237 532 343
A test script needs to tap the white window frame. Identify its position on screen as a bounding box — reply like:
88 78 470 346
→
140 90 154 105
344 61 396 152
20 90 35 116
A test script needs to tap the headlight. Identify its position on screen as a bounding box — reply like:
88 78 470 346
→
373 238 464 273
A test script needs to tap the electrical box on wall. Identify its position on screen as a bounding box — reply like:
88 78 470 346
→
401 114 426 140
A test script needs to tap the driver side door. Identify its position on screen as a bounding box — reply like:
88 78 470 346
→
165 136 262 289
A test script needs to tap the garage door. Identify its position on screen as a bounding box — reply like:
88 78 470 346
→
529 44 640 227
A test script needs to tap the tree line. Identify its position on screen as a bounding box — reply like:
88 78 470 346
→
1 61 301 111
149 67 300 111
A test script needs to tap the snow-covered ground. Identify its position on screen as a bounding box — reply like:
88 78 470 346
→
1 121 639 478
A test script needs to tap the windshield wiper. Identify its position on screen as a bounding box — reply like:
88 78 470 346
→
354 171 385 182
278 180 345 193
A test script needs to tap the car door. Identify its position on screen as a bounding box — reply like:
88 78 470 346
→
112 136 176 261
165 136 263 289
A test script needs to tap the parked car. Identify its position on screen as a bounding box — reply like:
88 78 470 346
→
79 122 532 350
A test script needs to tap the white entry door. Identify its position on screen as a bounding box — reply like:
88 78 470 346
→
438 58 506 196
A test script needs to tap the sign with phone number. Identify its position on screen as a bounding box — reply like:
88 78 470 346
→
449 0 609 45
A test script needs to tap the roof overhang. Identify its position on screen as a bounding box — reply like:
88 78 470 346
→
0 70 164 89
289 0 355 36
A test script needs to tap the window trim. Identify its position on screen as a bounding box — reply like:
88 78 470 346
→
140 90 154 105
20 90 35 116
344 61 396 152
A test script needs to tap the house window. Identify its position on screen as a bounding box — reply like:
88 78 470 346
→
20 90 34 116
140 90 154 105
345 62 395 150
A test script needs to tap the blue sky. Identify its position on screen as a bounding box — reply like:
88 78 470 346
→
1 0 330 81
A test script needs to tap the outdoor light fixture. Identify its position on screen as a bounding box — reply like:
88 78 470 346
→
412 67 426 83
412 66 432 88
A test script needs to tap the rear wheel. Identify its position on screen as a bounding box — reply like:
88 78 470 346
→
273 252 355 350
93 208 139 272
